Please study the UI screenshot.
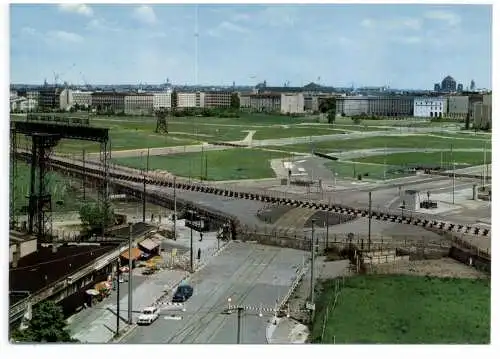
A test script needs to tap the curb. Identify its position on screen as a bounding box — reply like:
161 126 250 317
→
111 241 231 343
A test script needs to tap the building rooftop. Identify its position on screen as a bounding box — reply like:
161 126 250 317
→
9 243 118 305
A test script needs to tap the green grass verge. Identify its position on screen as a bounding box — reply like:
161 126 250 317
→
355 151 492 167
112 148 287 181
252 126 348 140
312 275 490 344
273 135 491 154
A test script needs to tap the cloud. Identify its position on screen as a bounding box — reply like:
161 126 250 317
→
21 27 37 36
393 36 422 44
58 4 93 17
208 21 250 37
86 18 121 32
361 17 421 31
47 30 84 43
424 10 461 27
231 12 251 22
260 6 297 27
133 5 157 25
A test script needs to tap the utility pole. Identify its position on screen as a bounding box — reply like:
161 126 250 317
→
482 141 486 188
173 176 177 241
116 257 120 335
82 149 86 201
383 142 387 180
205 151 208 180
310 219 315 304
451 144 455 204
190 211 194 273
326 214 329 250
200 144 204 181
128 223 133 325
236 307 244 344
368 191 372 252
142 148 149 223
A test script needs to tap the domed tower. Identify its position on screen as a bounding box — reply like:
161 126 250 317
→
441 76 457 92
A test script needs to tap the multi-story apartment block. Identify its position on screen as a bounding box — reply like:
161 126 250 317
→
280 93 305 114
445 96 469 120
238 93 251 109
177 92 204 108
124 93 154 115
249 93 281 112
26 90 39 101
153 91 172 110
413 97 447 118
91 92 127 113
336 96 369 116
10 97 37 112
473 94 492 130
204 91 232 108
38 86 62 111
59 89 73 111
72 91 92 108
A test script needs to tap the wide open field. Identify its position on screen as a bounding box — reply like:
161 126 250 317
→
312 275 490 344
272 135 491 154
112 148 287 181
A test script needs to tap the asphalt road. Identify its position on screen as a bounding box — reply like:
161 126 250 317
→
121 242 306 344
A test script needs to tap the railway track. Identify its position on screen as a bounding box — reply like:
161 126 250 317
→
14 151 490 238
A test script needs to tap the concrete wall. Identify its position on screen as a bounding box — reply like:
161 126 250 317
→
446 96 469 119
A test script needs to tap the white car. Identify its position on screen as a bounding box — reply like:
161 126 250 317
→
137 306 159 325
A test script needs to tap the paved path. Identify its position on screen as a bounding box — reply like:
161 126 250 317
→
121 242 306 344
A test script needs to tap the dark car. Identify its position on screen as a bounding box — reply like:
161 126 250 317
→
172 284 193 303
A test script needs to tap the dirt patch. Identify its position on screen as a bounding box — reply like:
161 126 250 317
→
369 257 489 280
304 211 356 228
256 205 293 224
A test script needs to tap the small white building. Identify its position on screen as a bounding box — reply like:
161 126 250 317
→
280 93 305 114
413 97 447 118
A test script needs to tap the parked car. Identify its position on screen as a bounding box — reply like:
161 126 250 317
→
172 284 193 303
137 306 159 325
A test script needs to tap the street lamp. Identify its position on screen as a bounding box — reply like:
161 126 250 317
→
227 297 232 314
400 201 406 218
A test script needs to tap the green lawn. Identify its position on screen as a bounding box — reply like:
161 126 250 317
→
355 151 491 167
11 163 89 215
252 126 348 140
112 148 287 181
312 275 490 344
273 135 491 154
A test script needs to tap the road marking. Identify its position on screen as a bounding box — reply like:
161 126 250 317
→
164 315 183 321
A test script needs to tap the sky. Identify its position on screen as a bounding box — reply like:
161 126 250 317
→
9 2 492 89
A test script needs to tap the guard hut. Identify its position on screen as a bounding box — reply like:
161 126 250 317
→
138 238 160 259
401 190 419 211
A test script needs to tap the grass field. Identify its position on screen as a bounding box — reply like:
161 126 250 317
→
312 275 490 344
112 148 286 181
11 163 88 214
355 151 492 167
272 135 491 154
252 126 348 140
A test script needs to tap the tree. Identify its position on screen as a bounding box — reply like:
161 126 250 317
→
11 301 77 343
465 113 471 130
352 117 362 125
79 202 115 232
230 93 240 109
318 97 336 114
171 90 178 110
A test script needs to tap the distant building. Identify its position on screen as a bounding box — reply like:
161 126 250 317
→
153 91 172 110
204 91 232 108
470 80 476 91
413 97 447 117
38 86 62 111
124 93 154 115
176 92 204 108
457 83 464 92
335 96 414 117
59 89 73 111
238 93 251 109
281 93 305 114
445 96 469 120
72 91 92 108
434 83 441 92
472 94 492 130
91 92 127 113
249 93 281 112
10 97 37 112
440 76 457 93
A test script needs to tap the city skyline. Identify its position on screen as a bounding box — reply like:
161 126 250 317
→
10 3 492 89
